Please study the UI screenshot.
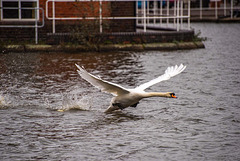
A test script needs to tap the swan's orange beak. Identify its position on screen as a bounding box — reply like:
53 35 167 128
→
171 93 177 98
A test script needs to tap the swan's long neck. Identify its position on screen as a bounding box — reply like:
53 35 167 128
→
142 92 171 98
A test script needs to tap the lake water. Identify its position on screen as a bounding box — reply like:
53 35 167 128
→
0 23 240 161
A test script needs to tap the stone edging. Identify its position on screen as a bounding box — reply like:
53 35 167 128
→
1 41 204 53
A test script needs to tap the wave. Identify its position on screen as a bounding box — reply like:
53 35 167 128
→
45 93 92 112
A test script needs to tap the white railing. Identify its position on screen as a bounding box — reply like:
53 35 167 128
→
136 0 191 31
0 7 44 44
192 0 240 19
45 0 191 33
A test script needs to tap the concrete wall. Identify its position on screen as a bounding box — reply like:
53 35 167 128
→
46 30 195 45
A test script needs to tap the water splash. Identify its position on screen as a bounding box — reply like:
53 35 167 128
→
0 94 11 109
45 93 92 112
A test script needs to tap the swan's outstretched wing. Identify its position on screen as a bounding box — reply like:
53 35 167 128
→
75 64 129 96
135 64 186 91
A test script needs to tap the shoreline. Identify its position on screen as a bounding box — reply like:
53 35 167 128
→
1 41 204 53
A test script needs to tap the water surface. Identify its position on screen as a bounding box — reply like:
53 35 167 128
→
0 23 240 160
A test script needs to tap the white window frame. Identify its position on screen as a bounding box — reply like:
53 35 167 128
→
1 0 39 21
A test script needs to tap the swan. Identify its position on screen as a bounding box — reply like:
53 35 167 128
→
75 64 186 113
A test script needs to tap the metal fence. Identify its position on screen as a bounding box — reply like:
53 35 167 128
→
136 0 191 31
0 7 44 44
136 0 240 31
45 0 191 33
191 0 240 19
1 0 239 44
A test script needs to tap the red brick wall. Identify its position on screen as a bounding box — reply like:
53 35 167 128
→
109 1 136 32
40 0 135 32
0 0 136 42
42 1 111 18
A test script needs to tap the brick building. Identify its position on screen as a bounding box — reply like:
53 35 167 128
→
0 0 136 43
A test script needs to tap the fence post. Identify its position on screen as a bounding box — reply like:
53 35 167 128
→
177 0 180 31
188 0 191 30
160 0 163 26
174 0 176 27
147 0 149 25
200 0 202 19
167 0 169 27
52 0 55 33
136 1 138 26
215 0 218 19
153 0 157 25
35 7 38 44
181 0 183 30
99 0 102 33
143 0 146 32
224 0 226 16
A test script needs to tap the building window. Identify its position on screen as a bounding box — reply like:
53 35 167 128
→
1 0 38 20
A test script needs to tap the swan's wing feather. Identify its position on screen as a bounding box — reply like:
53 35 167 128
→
135 64 186 91
75 64 129 96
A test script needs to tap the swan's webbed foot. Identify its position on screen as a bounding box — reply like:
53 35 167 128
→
112 103 124 110
130 102 139 108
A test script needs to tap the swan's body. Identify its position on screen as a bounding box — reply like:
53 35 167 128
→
75 64 186 113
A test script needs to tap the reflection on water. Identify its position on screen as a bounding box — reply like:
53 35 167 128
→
0 52 144 109
0 23 240 160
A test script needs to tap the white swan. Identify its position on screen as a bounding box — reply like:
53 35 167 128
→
75 64 186 113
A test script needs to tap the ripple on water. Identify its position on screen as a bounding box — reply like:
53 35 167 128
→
0 24 240 160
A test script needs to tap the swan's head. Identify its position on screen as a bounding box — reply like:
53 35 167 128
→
167 92 177 98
